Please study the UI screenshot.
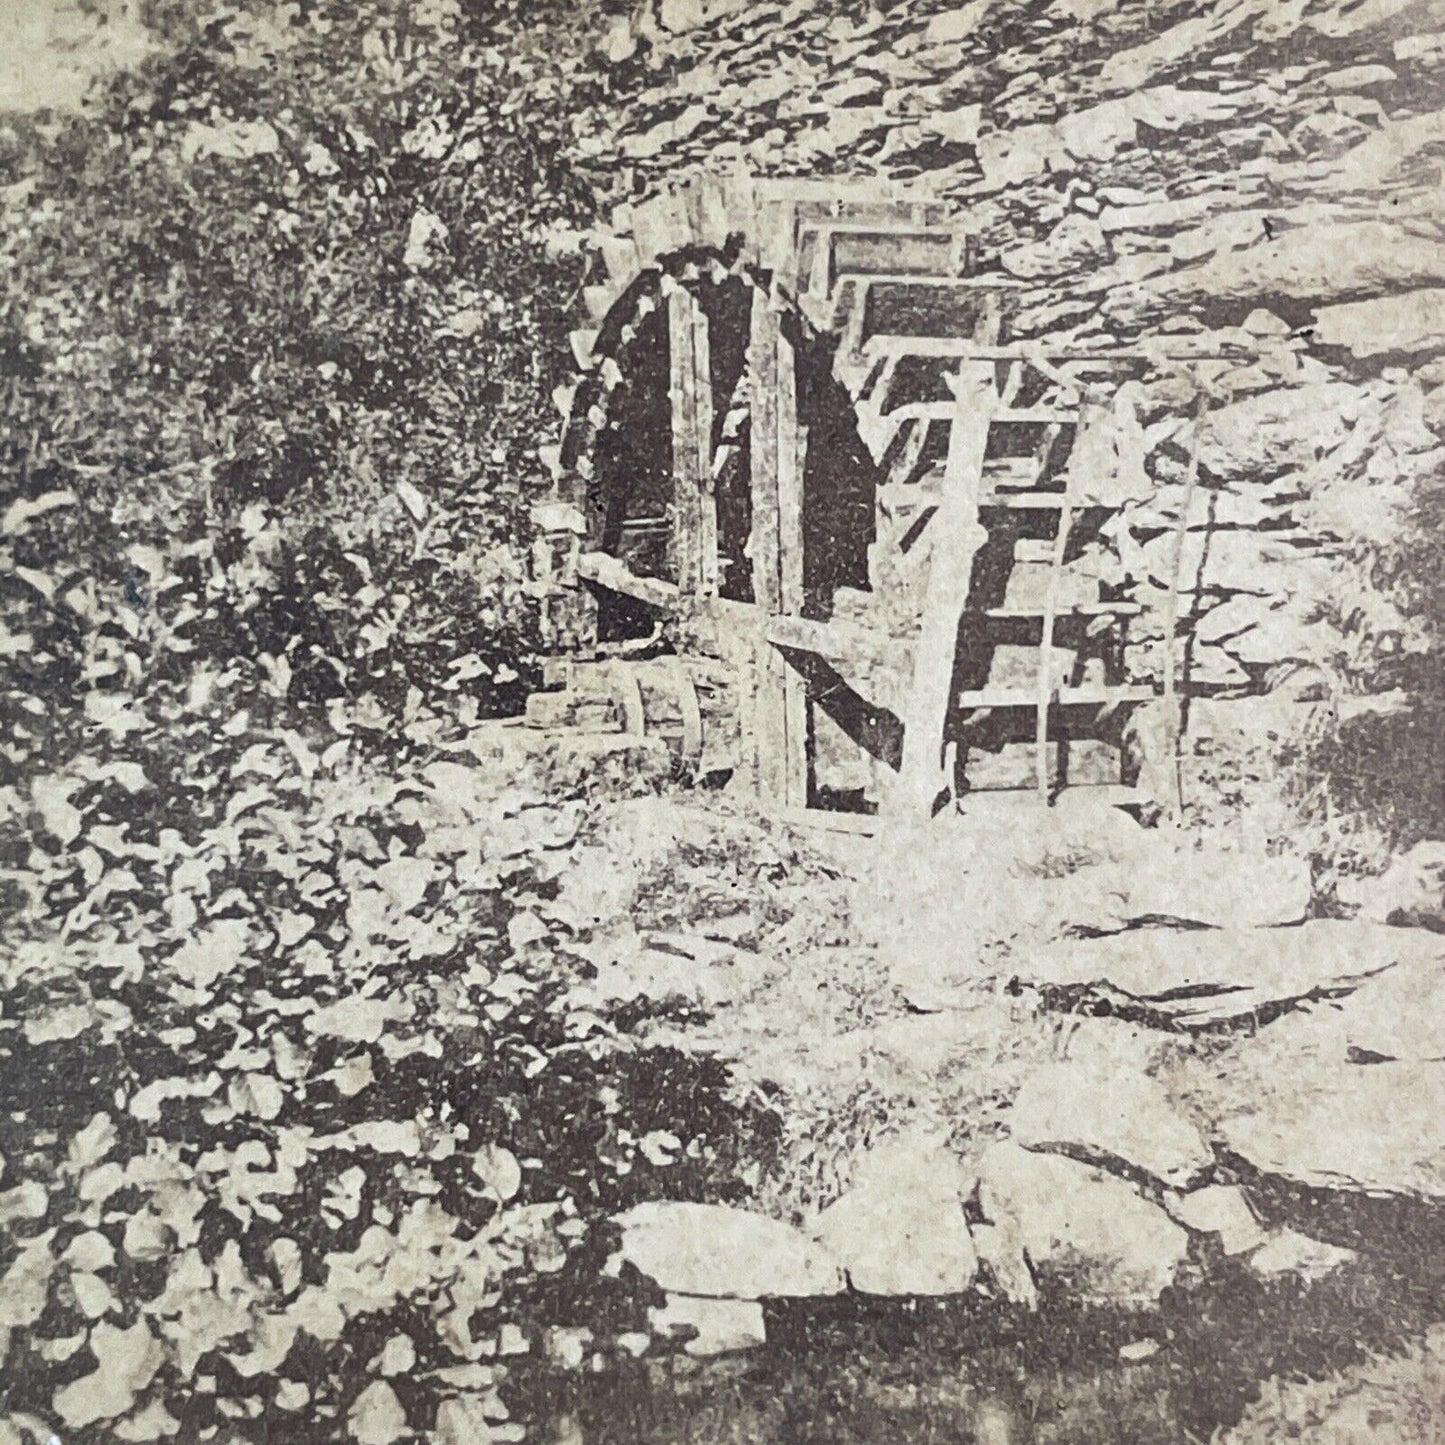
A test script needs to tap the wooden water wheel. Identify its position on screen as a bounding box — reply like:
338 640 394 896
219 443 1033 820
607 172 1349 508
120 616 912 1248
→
530 175 1245 823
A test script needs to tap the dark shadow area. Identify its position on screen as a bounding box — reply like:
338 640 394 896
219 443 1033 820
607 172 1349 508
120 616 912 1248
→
788 323 880 619
780 645 904 774
550 1227 1445 1445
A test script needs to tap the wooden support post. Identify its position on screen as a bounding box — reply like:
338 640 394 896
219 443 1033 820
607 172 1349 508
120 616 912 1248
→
776 317 809 810
748 285 786 802
1161 393 1209 817
745 234 810 813
668 287 703 593
1035 479 1075 803
690 297 718 598
887 361 996 819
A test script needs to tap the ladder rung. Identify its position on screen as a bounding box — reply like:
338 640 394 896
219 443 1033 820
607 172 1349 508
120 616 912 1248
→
962 783 1149 807
813 224 961 242
862 336 1253 362
980 603 1143 620
884 403 1078 426
957 685 1156 710
845 274 1026 290
980 491 1111 510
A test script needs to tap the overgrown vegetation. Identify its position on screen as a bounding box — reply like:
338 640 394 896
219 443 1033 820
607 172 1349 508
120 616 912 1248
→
2 0 605 736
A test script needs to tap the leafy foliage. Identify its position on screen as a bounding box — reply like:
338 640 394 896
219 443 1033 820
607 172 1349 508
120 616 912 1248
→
2 0 604 728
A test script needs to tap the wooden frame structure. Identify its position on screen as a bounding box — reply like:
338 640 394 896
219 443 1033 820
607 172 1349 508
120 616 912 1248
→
533 177 1254 824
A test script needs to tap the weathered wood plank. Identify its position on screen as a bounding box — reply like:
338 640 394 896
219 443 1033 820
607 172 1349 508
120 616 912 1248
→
575 551 683 610
747 285 786 801
887 360 997 818
1032 419 1073 802
776 320 809 810
691 299 718 597
747 288 782 614
668 287 702 593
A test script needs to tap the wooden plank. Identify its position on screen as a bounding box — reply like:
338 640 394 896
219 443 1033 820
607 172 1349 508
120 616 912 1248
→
887 360 997 819
1161 394 1209 816
777 319 809 810
747 290 783 613
863 336 1252 361
1035 445 1079 802
885 402 1080 426
605 660 647 737
766 612 881 659
958 684 1155 710
668 287 704 593
852 274 1027 291
691 299 718 597
747 286 786 801
666 655 705 775
982 603 1142 620
576 551 683 610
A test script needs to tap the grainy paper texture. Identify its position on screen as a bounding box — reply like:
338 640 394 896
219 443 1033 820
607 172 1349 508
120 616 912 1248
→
3 0 1445 1440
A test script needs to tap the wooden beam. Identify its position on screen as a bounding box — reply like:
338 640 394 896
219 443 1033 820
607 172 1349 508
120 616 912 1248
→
887 361 997 819
668 287 703 593
576 551 683 610
862 336 1258 363
1035 457 1076 802
747 289 781 615
766 612 879 660
691 299 718 598
776 318 809 810
748 285 786 802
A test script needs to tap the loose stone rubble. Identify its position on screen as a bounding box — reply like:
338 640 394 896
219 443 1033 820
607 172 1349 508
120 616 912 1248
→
593 797 1445 1365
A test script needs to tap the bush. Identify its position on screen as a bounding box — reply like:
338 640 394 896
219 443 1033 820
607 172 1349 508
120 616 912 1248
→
1 0 604 734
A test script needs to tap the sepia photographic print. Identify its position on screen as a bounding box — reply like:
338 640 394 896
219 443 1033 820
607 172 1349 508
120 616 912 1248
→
3 0 1445 1440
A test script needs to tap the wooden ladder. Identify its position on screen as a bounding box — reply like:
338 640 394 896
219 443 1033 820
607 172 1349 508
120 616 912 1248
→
856 340 1159 818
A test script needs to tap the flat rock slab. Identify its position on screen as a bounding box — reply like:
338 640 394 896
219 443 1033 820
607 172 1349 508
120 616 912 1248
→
613 1201 845 1299
977 1143 1190 1308
1335 953 1445 1061
1008 1058 1213 1189
1117 847 1311 930
1027 922 1445 1026
649 1294 766 1357
1215 1057 1445 1198
1171 959 1445 1198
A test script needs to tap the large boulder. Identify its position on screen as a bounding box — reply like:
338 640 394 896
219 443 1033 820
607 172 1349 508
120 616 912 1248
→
976 1143 1190 1308
612 1202 844 1299
810 1135 977 1295
1191 383 1366 483
1007 1058 1213 1189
